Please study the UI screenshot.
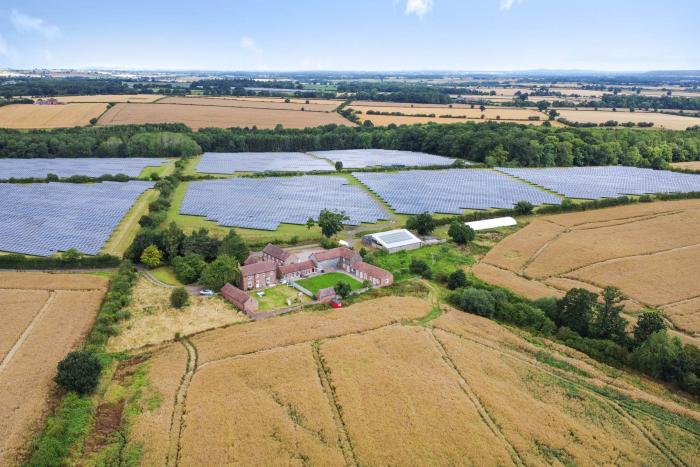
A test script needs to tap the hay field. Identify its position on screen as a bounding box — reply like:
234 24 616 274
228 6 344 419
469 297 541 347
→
0 273 107 466
54 94 163 103
476 199 700 335
672 161 700 170
98 102 351 130
350 104 545 120
556 108 700 130
162 96 341 112
128 297 700 466
0 103 107 129
358 113 559 127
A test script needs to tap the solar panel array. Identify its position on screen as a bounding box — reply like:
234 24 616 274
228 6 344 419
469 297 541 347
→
196 152 333 174
0 181 154 256
353 169 562 214
310 149 460 168
181 176 386 230
498 166 700 199
0 158 168 179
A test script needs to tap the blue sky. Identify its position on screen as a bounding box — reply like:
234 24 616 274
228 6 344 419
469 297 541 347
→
0 0 697 71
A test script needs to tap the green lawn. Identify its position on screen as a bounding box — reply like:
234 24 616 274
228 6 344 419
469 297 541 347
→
149 266 183 286
251 285 310 311
138 158 177 179
365 243 474 282
295 272 363 295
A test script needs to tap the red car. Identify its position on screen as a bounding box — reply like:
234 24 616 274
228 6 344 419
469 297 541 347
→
330 299 342 309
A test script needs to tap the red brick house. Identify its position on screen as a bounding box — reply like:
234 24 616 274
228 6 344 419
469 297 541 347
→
221 283 258 314
240 261 277 291
277 260 316 282
350 261 393 287
262 243 298 266
317 287 337 302
309 247 361 272
244 253 261 265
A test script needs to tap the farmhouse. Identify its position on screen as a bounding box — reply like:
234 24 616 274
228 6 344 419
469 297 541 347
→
240 261 277 291
35 98 60 105
350 261 394 287
261 243 298 265
465 216 517 231
244 253 261 265
363 229 422 253
316 287 337 302
221 283 258 314
310 247 362 272
277 260 317 281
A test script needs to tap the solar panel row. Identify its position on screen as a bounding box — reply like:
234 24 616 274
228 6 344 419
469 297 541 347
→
180 176 386 230
0 181 154 256
497 166 700 199
353 169 562 214
0 158 168 179
196 152 333 174
310 149 460 169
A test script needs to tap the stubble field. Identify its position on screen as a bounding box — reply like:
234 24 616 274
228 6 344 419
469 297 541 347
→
474 199 700 336
54 94 164 103
556 108 700 130
160 96 342 112
0 103 108 128
125 295 700 466
0 272 107 466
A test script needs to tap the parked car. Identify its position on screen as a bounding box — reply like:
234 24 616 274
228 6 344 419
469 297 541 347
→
330 299 342 309
199 289 214 296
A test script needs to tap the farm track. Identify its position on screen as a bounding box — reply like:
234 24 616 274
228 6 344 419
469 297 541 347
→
0 291 55 376
426 329 524 467
166 338 197 467
431 324 698 465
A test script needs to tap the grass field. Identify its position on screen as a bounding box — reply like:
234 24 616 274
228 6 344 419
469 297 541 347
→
251 284 310 311
0 273 108 466
367 243 475 282
124 295 700 465
556 108 700 130
0 103 108 129
475 199 700 336
102 188 159 257
149 266 182 286
295 272 363 295
138 158 177 179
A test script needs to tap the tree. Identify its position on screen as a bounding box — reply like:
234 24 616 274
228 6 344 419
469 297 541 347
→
454 287 495 317
514 201 534 215
634 310 667 344
484 145 509 166
306 217 315 230
548 109 559 120
46 173 59 182
448 220 475 245
61 248 81 263
409 259 432 279
170 287 190 309
557 288 598 336
334 281 352 298
317 209 349 238
536 100 549 112
55 350 102 395
182 228 220 261
172 254 207 284
140 244 163 268
592 286 627 341
447 270 468 290
163 222 185 260
632 331 685 380
335 160 343 171
479 105 486 112
218 229 249 264
199 255 241 291
406 212 436 236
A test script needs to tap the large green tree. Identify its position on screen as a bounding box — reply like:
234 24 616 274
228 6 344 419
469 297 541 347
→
199 255 241 291
218 229 249 264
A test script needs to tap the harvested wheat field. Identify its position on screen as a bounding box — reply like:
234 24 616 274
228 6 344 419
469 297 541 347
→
0 273 107 466
350 104 546 120
556 108 700 130
0 103 107 129
672 161 700 170
54 94 163 103
127 297 700 466
161 96 341 112
98 102 351 130
358 112 562 127
476 199 700 335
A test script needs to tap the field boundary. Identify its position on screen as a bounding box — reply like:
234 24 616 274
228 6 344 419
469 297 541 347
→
166 337 197 467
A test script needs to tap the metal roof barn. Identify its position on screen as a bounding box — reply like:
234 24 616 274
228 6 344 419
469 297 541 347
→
465 217 517 231
363 229 422 253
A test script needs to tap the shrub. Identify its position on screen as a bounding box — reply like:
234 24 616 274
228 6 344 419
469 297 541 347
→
452 287 496 317
140 244 163 268
55 351 102 395
633 310 667 344
448 220 475 245
447 270 468 290
199 255 241 291
514 200 534 215
172 254 206 284
334 281 352 298
170 287 190 309
409 259 432 279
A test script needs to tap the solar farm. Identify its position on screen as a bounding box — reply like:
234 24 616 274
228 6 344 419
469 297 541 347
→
353 169 562 214
195 152 333 174
0 158 168 179
310 149 459 168
498 166 700 199
0 181 154 256
180 176 386 230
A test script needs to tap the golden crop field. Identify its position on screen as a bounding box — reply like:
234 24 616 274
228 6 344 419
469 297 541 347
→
98 102 351 130
54 94 164 103
556 108 700 130
475 199 700 336
126 296 700 466
0 273 108 466
358 113 562 127
350 104 545 120
0 103 107 129
672 161 700 170
162 96 342 112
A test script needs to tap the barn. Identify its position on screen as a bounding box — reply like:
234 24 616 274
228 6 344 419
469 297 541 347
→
362 229 422 253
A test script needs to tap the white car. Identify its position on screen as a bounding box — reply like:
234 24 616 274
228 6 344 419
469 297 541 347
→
199 289 214 296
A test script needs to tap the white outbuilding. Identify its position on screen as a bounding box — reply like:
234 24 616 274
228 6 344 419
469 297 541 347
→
465 216 517 231
362 229 423 253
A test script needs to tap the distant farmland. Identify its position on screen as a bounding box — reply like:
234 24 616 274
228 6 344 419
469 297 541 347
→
556 108 700 130
0 103 107 129
55 94 164 103
160 96 342 112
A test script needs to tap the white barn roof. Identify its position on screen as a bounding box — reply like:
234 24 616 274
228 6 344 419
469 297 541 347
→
369 229 422 249
465 216 517 231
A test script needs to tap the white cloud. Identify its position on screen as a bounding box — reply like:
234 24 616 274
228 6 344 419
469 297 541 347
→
10 10 61 39
405 0 434 18
500 0 524 11
240 36 262 55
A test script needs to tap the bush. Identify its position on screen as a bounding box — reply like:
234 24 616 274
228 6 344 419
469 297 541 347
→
54 351 102 395
452 287 496 317
320 236 339 249
514 200 534 215
406 212 436 236
447 270 468 290
334 281 352 298
200 255 241 291
170 287 190 309
172 254 206 284
409 259 432 279
448 220 475 245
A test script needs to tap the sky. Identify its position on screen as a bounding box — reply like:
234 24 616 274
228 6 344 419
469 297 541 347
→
0 0 698 71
